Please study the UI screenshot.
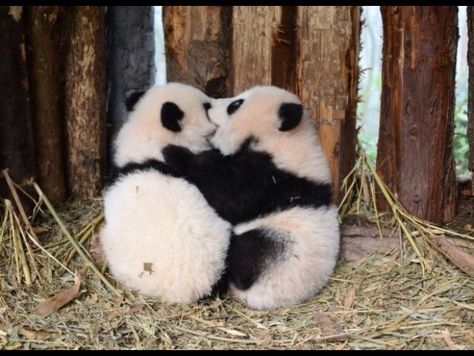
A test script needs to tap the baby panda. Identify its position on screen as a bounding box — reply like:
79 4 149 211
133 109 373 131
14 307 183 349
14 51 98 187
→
162 85 340 310
99 82 232 304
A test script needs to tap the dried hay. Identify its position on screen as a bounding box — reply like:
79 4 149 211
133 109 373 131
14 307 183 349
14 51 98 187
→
0 156 473 350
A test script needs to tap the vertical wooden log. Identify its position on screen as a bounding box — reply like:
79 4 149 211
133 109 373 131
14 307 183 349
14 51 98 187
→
468 6 474 186
0 6 36 207
270 6 298 92
24 6 66 204
164 6 231 98
231 6 281 95
296 6 361 202
63 6 106 198
377 6 458 224
105 6 155 170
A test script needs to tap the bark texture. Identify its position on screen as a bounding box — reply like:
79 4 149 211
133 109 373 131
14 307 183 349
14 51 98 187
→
0 6 36 207
105 6 155 160
230 6 281 94
468 7 474 178
24 6 66 204
296 6 360 202
63 6 106 198
377 6 458 223
163 6 231 98
271 6 298 93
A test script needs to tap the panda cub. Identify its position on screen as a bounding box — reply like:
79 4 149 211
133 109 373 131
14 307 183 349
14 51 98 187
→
163 85 340 310
99 83 232 304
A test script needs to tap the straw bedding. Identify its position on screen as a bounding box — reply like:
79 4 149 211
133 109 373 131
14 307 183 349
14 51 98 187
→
0 157 473 350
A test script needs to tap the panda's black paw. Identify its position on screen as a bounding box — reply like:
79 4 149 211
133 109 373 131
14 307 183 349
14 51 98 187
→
162 144 194 173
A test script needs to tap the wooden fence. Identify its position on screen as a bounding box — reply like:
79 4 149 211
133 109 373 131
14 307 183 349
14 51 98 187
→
0 6 473 225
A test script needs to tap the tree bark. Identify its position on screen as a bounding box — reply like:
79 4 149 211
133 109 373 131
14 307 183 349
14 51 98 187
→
377 6 458 224
468 7 474 183
105 6 155 170
270 6 298 93
164 6 231 98
63 6 106 199
24 6 66 204
231 6 281 95
0 6 36 208
296 6 360 203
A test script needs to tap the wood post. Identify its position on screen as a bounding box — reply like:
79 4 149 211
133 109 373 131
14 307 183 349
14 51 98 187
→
270 6 298 93
0 6 36 209
230 6 281 95
296 6 361 202
63 6 106 199
468 6 474 188
377 6 458 224
162 6 360 201
105 6 155 168
163 6 231 98
24 6 67 204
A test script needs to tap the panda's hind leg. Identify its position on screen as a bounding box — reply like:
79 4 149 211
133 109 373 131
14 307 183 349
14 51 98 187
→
227 229 285 291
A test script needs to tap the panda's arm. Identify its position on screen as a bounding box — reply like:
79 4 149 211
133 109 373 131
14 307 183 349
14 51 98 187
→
161 145 198 176
162 145 227 176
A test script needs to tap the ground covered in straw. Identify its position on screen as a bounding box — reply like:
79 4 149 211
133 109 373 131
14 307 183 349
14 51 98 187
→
1 193 473 350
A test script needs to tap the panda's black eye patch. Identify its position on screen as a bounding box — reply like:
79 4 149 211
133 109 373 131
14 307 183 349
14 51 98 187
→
203 102 212 111
227 99 244 115
161 101 184 133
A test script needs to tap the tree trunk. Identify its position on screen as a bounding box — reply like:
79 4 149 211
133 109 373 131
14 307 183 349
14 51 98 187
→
468 6 474 184
63 6 106 199
296 6 361 203
105 6 155 172
24 6 66 204
164 6 231 98
377 6 458 224
231 6 281 95
0 6 36 209
270 6 298 93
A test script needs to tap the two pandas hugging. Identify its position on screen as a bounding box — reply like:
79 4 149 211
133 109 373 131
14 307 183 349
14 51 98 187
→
99 83 340 311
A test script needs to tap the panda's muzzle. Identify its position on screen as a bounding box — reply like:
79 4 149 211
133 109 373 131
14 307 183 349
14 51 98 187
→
205 127 217 147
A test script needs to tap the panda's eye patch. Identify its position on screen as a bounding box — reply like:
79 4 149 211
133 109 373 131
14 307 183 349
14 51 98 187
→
227 99 244 115
203 102 212 111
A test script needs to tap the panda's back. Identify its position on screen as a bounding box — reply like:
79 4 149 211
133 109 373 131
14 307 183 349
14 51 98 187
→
100 169 231 303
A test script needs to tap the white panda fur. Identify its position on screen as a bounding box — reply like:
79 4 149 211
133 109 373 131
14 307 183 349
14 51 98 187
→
99 82 231 304
162 85 340 310
210 86 340 310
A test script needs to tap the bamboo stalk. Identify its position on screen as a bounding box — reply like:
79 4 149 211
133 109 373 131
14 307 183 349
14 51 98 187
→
0 200 9 247
64 213 103 265
2 169 35 236
33 183 120 296
13 211 43 285
8 200 22 284
10 206 31 285
369 173 384 240
25 229 75 277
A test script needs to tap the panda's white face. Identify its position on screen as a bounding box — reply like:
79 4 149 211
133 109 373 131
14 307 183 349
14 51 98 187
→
208 86 307 156
208 85 332 184
114 82 216 167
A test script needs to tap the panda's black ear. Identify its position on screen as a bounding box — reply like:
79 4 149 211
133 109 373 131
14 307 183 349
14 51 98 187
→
125 90 146 112
278 103 303 132
161 102 184 133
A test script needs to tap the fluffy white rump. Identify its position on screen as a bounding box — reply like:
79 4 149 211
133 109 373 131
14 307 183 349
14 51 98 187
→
100 170 231 304
231 206 340 310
